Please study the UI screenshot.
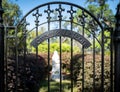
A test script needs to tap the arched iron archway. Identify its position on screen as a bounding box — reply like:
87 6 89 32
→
4 1 114 92
31 29 91 48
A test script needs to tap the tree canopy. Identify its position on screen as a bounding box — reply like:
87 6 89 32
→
86 0 113 6
86 0 115 27
2 0 115 53
2 0 22 26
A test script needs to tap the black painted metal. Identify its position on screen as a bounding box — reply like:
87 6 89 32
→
56 4 64 92
0 0 4 92
31 29 91 48
67 5 75 92
110 28 114 92
114 3 120 92
101 23 104 92
81 10 85 92
33 9 42 62
4 26 17 92
44 4 53 92
93 30 96 92
4 1 115 92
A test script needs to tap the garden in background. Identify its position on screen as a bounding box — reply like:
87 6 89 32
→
3 0 115 92
6 41 112 92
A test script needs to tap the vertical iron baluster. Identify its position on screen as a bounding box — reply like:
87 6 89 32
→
47 34 50 92
22 19 29 92
47 7 50 92
15 26 18 92
93 31 96 92
101 28 104 92
33 9 42 92
110 28 113 92
114 3 120 92
82 29 85 92
114 4 120 91
5 27 8 92
23 24 26 92
59 10 62 92
44 5 53 92
33 9 42 61
80 10 86 92
56 4 65 92
67 6 76 92
70 8 73 92
0 0 4 91
59 31 62 92
70 33 73 92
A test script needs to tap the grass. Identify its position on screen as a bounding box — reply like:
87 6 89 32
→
39 80 78 92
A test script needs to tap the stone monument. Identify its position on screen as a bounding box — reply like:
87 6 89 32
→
51 51 60 81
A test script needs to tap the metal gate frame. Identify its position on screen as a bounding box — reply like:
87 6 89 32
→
0 1 120 92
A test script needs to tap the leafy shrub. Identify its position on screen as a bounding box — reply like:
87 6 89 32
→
35 42 80 53
6 54 48 92
74 54 111 92
72 54 82 83
23 54 47 92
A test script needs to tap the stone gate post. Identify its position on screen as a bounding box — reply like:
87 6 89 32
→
114 3 120 92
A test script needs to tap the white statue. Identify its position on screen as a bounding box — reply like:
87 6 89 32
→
51 51 60 81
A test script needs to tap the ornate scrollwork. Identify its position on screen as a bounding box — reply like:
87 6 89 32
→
31 29 91 48
33 9 42 26
55 4 65 20
20 18 30 35
78 10 88 26
44 5 54 21
67 6 76 20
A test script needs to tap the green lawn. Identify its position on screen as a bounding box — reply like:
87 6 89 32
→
39 80 77 92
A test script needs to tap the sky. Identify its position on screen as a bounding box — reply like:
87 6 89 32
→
13 0 119 16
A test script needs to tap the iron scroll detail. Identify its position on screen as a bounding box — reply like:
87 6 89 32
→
31 29 91 48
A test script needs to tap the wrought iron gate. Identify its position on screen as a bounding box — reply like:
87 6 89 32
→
4 1 114 92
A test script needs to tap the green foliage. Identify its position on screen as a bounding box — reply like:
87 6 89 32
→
50 43 59 52
72 54 82 83
75 54 111 92
86 0 112 6
86 2 114 51
86 1 115 27
3 0 22 55
36 42 80 53
2 0 22 26
61 43 71 52
38 53 111 92
38 42 49 53
7 54 47 92
39 80 77 92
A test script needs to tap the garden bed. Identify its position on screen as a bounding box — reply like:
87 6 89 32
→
6 52 111 92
